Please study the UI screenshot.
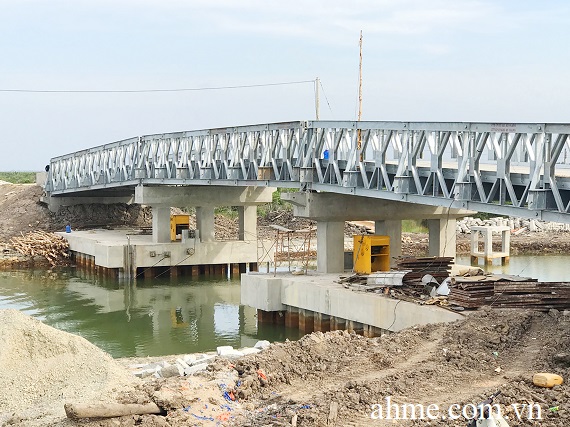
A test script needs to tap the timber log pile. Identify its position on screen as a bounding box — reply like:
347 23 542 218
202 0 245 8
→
449 275 570 310
10 231 70 266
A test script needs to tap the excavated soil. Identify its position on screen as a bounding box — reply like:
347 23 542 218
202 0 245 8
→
37 308 568 427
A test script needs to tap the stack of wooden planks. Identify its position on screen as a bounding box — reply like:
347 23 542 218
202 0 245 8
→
449 275 570 310
395 256 454 283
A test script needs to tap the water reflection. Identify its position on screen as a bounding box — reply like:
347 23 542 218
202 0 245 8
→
0 269 301 358
456 255 570 282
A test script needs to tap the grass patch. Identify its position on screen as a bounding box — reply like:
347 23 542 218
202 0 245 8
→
257 188 295 216
214 206 238 219
402 219 428 233
0 172 36 184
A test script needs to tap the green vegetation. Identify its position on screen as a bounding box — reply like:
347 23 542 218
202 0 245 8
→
402 219 428 233
0 172 36 184
214 206 238 219
257 188 295 217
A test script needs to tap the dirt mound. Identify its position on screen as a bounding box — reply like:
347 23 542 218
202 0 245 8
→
0 309 137 426
49 203 152 232
11 309 564 427
201 309 570 427
0 183 154 243
0 184 51 242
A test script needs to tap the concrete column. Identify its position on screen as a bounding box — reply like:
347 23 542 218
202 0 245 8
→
427 218 456 258
331 316 346 331
238 205 257 241
196 207 215 242
375 219 402 265
257 309 275 324
152 206 171 243
317 220 345 273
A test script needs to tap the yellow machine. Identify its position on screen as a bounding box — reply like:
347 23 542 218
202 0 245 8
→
353 235 390 274
170 215 191 241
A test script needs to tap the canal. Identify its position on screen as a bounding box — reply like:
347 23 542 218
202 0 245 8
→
0 255 568 358
0 269 302 358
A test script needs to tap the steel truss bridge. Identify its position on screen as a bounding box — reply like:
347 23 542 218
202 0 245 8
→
45 121 570 223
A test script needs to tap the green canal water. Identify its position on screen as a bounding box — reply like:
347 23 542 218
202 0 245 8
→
0 269 302 358
0 255 568 358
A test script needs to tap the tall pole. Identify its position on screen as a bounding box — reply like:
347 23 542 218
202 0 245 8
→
357 31 363 159
358 31 363 123
315 77 320 120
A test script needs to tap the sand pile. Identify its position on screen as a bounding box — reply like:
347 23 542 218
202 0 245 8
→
0 309 137 425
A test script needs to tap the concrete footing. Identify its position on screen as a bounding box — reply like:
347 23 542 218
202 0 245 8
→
61 228 273 280
242 272 464 335
260 306 388 337
72 250 252 280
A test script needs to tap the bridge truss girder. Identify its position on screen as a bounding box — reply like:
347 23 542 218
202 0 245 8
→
45 121 570 224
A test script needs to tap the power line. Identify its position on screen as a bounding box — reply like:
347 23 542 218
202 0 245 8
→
0 79 315 94
319 79 334 114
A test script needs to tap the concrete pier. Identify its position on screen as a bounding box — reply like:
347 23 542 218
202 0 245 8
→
282 192 471 272
242 272 463 333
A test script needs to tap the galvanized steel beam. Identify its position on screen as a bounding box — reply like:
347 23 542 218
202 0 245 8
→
45 121 570 223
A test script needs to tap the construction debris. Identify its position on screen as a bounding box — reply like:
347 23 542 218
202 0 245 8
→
64 402 162 419
9 230 70 266
395 256 454 283
449 277 570 310
341 257 570 312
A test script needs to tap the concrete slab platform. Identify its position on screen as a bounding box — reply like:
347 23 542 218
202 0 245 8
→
57 228 267 270
241 271 464 332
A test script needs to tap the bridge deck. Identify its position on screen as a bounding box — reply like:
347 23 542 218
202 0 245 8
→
45 120 570 223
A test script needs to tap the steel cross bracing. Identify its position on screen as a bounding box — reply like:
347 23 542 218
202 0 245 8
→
45 121 570 223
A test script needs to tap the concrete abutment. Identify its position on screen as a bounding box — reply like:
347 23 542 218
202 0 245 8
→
242 272 463 336
60 185 275 278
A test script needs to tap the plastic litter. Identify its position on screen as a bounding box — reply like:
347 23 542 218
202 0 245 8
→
192 414 214 421
217 412 231 421
223 391 235 401
257 369 267 381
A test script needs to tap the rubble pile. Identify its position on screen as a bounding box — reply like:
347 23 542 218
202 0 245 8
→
457 216 570 234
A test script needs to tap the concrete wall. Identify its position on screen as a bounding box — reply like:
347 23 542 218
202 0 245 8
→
241 273 463 332
59 230 270 269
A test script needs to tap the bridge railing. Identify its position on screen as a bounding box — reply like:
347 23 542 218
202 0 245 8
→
46 121 570 218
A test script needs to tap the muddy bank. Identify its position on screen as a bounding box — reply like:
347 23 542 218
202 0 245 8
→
3 308 568 426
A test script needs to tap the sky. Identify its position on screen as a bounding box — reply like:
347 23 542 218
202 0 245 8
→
1 0 570 170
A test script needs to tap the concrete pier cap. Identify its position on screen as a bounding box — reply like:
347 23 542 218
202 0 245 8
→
282 192 473 273
134 185 274 207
